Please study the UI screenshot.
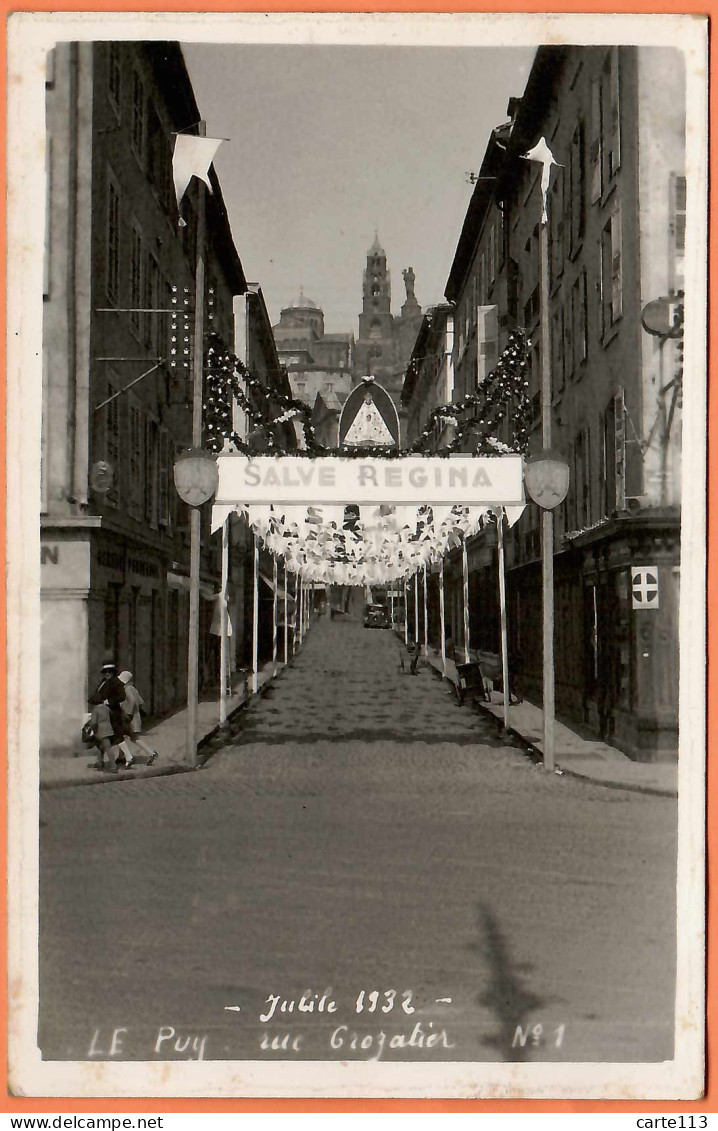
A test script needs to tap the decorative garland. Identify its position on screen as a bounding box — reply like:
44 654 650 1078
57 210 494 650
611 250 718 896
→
202 327 530 459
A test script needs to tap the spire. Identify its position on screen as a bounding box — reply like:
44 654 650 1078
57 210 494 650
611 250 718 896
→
368 231 385 256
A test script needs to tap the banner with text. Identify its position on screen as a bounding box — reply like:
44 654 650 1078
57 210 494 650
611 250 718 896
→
215 455 525 507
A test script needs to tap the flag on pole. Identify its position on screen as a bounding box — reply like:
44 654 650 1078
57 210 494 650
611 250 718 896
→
172 135 224 222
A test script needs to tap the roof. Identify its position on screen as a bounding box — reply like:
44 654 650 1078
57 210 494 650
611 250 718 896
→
444 45 567 304
141 44 246 296
291 287 320 310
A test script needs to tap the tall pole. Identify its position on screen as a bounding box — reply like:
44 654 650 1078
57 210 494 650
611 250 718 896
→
497 509 510 734
540 208 556 772
298 572 304 647
414 571 419 647
186 121 207 766
284 562 288 665
390 587 394 629
252 532 259 695
462 536 471 663
272 554 278 676
439 557 447 679
423 565 429 657
404 578 409 646
219 514 229 727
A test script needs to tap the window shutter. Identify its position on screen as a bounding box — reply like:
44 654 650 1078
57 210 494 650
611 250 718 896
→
159 428 170 526
614 388 626 510
589 77 602 203
670 172 687 294
611 206 623 322
609 47 621 177
477 305 499 384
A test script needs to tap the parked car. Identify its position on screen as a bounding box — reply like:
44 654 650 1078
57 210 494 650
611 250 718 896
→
363 603 390 629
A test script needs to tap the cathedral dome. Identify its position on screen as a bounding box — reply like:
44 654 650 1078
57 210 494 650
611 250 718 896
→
292 287 320 310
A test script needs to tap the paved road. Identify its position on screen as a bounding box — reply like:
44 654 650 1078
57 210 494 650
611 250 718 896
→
39 615 677 1065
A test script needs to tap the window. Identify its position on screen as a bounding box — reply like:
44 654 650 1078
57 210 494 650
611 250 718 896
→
549 165 565 288
571 271 588 373
104 375 121 507
551 303 566 393
130 221 142 337
145 418 159 527
589 75 602 203
182 197 197 268
569 122 586 254
601 391 626 514
488 223 496 285
477 306 499 384
159 428 170 527
128 395 144 519
478 254 486 305
669 173 686 294
600 206 623 335
107 44 121 115
106 169 121 305
147 103 172 211
574 428 590 527
131 70 145 162
144 253 160 351
604 48 621 181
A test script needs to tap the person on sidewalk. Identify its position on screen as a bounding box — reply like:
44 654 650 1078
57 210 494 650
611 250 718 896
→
88 661 126 772
117 671 158 767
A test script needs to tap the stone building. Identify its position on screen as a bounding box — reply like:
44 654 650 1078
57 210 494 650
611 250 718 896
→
41 41 249 753
405 45 686 760
353 236 423 437
272 289 354 445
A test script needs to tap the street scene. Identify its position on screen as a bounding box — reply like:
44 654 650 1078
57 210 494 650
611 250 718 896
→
13 11 705 1098
40 610 677 1064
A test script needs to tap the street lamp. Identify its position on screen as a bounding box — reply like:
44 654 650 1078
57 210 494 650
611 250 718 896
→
524 448 569 773
174 447 219 765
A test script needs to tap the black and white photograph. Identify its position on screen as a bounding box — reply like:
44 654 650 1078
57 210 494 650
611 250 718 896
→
6 11 707 1099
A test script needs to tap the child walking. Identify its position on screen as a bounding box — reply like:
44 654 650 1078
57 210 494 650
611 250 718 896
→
117 671 159 767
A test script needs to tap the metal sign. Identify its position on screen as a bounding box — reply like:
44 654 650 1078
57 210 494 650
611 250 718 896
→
215 454 525 507
631 566 659 610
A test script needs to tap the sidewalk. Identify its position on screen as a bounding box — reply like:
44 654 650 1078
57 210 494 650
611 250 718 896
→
40 660 283 791
422 648 678 798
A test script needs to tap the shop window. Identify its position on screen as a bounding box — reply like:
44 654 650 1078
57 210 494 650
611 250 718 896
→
104 583 121 661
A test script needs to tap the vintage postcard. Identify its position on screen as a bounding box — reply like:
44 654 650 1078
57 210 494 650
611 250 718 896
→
6 10 707 1100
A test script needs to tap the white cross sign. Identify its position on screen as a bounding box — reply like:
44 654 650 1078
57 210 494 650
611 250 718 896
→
631 566 659 610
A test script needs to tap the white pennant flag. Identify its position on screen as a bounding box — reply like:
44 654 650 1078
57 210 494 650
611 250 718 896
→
173 135 224 221
521 136 562 225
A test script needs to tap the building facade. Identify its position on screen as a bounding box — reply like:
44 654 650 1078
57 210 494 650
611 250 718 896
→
408 45 685 760
42 42 248 753
354 237 423 434
272 289 354 442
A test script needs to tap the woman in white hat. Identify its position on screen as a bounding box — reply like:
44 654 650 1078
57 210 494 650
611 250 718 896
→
117 671 158 767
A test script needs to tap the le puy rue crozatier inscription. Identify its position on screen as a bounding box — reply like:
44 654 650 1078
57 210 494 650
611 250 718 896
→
86 987 466 1062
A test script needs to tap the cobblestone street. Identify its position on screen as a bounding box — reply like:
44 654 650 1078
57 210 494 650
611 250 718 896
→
39 615 678 1065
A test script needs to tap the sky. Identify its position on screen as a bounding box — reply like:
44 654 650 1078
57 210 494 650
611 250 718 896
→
182 43 535 333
